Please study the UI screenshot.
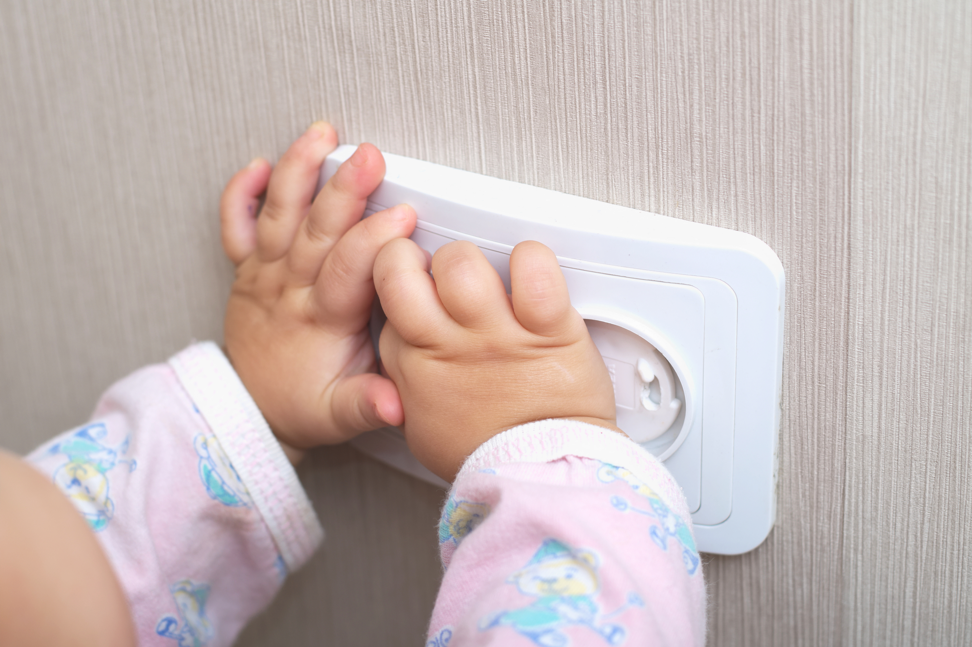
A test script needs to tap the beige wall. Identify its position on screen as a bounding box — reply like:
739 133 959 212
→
1 1 969 645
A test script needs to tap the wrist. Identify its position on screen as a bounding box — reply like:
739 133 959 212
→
221 345 305 466
454 417 645 482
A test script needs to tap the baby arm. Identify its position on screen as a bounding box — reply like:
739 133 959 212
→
375 240 707 646
0 449 135 647
4 123 417 647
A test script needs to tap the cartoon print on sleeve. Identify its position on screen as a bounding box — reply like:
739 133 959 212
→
480 539 643 646
438 496 491 548
194 434 252 507
426 625 453 647
44 422 136 532
596 463 700 575
156 579 214 647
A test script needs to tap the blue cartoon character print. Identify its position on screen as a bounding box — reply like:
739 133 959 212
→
194 434 251 507
44 422 136 532
156 579 214 647
439 496 491 547
480 539 643 646
426 626 453 647
597 463 700 575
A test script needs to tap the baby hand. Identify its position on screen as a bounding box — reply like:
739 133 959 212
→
374 239 622 480
220 123 416 462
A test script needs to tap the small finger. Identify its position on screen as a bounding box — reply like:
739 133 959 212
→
287 143 387 284
374 238 458 348
256 122 338 261
329 373 404 440
219 158 271 265
312 204 417 335
509 241 581 337
431 241 514 330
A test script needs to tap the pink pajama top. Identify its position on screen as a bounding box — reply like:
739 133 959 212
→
26 343 706 646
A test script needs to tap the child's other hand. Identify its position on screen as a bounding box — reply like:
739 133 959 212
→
220 123 416 462
374 239 622 481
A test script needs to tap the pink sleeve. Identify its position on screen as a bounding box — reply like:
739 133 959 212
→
26 342 324 647
427 420 706 647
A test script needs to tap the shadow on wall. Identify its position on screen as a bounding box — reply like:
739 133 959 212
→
236 443 444 647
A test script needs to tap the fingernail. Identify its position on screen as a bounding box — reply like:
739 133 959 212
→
349 145 368 167
390 204 411 221
306 122 327 141
247 157 263 169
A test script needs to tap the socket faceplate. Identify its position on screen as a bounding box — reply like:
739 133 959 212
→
320 146 785 555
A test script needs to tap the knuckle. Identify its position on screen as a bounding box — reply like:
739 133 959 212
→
325 248 360 286
301 215 333 247
327 168 365 203
259 194 285 221
521 270 559 301
435 241 479 275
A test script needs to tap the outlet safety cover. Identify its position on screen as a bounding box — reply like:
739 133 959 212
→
320 146 785 555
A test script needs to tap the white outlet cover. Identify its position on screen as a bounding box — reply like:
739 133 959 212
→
320 146 785 555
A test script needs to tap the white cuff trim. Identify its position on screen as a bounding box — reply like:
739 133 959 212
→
169 342 324 571
456 418 691 521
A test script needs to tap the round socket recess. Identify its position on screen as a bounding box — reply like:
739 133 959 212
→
583 315 694 461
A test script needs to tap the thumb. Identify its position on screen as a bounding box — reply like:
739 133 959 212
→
329 373 404 440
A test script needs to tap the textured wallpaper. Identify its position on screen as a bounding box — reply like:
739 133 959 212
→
1 0 969 645
844 1 972 643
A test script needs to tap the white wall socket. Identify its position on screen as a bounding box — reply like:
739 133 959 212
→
320 146 785 555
